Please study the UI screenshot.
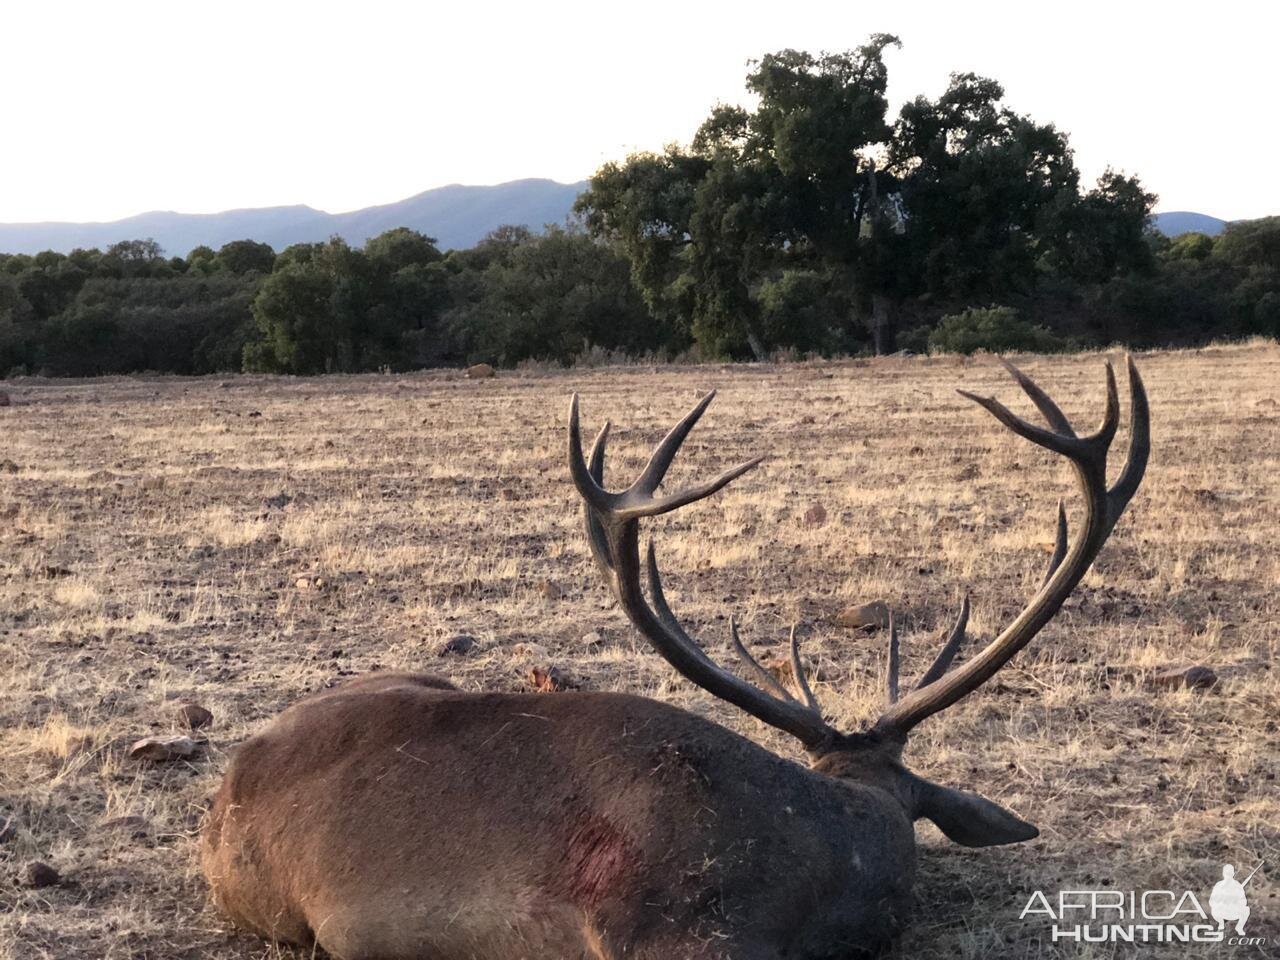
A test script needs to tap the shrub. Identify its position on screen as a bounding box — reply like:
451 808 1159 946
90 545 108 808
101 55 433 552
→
928 306 1065 355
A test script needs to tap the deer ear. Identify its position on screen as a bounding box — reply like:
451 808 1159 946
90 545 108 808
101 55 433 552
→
910 775 1039 847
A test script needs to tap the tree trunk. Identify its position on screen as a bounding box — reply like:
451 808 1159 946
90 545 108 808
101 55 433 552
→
870 294 896 355
864 162 896 355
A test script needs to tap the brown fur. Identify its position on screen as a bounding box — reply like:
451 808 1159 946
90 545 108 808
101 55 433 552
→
203 672 920 959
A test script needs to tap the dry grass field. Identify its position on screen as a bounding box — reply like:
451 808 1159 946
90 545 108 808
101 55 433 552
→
1 342 1277 959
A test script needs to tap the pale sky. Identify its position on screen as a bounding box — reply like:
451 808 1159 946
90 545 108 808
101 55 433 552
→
3 1 1273 223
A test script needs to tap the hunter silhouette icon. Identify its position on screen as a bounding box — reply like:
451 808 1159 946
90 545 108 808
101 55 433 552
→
1209 863 1260 935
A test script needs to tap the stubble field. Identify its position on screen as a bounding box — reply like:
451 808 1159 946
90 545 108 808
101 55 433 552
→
0 342 1277 959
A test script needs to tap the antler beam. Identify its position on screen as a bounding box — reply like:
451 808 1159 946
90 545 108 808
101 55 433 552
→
874 357 1149 735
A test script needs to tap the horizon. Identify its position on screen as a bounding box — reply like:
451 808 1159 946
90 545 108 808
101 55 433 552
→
0 177 587 227
3 1 1276 225
0 177 1245 229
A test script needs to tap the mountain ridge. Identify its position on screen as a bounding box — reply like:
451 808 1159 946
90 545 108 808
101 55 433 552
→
1151 211 1228 238
0 179 589 256
0 181 1239 255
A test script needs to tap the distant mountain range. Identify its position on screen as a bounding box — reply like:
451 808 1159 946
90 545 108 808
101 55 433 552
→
0 179 589 257
0 181 1236 256
1151 211 1228 237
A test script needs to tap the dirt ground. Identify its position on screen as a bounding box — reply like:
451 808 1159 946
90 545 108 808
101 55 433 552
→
1 342 1276 959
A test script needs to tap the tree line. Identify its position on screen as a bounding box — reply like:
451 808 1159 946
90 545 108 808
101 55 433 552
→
1 40 1276 377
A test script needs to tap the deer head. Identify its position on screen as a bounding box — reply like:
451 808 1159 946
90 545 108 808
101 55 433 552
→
568 358 1148 848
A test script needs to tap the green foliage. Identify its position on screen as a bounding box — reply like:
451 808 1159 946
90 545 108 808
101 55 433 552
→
757 269 852 353
1167 232 1215 261
927 306 1064 355
579 38 1163 357
1214 216 1280 271
892 73 1082 300
249 260 341 372
441 226 662 366
1040 170 1157 285
0 43 1274 378
574 148 707 340
216 240 276 275
364 227 443 272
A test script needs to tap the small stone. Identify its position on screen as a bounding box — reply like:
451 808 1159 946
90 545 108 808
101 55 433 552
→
835 600 891 630
20 861 60 888
802 503 827 527
527 666 577 692
464 363 496 379
176 702 213 730
128 735 201 763
1147 665 1219 691
581 630 606 648
295 577 313 591
438 634 477 656
499 487 518 501
512 642 548 659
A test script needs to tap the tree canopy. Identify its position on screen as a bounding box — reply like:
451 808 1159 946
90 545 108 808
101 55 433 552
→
577 39 1164 356
0 40 1274 378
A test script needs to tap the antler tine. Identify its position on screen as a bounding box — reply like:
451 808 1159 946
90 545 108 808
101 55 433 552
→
955 387 1085 460
875 358 1149 736
787 624 821 714
729 616 797 702
1082 361 1120 449
1043 500 1068 588
587 420 610 483
914 595 969 690
885 613 901 704
999 358 1075 436
631 390 717 495
582 420 619 599
1106 356 1150 526
569 393 761 522
569 394 615 514
629 456 764 521
569 393 839 753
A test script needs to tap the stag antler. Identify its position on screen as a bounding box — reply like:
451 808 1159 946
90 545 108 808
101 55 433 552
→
568 392 842 751
569 358 1148 752
873 357 1149 734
